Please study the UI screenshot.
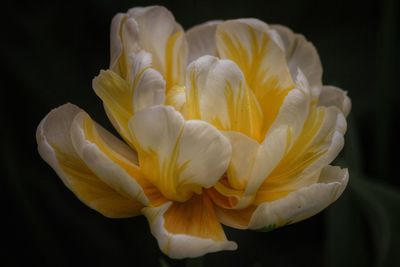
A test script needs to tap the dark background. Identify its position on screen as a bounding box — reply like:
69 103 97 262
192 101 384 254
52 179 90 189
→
1 0 400 266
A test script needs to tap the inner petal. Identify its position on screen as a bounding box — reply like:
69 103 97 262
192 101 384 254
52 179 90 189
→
216 19 296 137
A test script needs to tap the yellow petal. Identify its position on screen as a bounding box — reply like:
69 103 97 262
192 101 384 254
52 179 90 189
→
36 104 143 218
142 194 237 259
93 53 165 147
256 106 346 204
129 105 231 202
216 165 348 230
185 55 264 141
186 21 221 63
212 127 288 209
71 111 169 207
216 19 295 135
249 165 348 229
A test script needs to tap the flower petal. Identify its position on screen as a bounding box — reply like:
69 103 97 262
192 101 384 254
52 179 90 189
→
319 86 352 117
271 25 323 91
70 111 167 207
267 69 311 143
256 106 346 204
216 19 296 135
210 127 287 209
142 194 237 259
185 55 264 141
126 6 188 90
186 21 221 63
249 165 348 229
216 165 348 230
36 103 143 218
110 13 140 78
93 51 165 146
129 105 231 202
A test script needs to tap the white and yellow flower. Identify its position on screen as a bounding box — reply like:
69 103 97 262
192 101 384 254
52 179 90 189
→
37 6 351 259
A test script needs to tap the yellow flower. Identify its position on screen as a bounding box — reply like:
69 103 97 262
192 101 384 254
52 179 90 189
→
36 6 351 259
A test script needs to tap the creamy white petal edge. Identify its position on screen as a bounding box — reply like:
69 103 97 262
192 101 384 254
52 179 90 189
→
271 24 323 93
248 165 348 229
142 202 237 259
186 20 221 63
319 85 352 117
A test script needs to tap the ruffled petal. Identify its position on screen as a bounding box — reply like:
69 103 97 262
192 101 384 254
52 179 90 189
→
126 6 188 90
185 55 263 141
142 194 237 259
256 106 346 204
216 19 295 135
186 21 221 63
319 85 351 117
249 165 348 229
129 105 231 202
93 51 165 146
216 165 348 230
271 25 323 92
36 103 144 218
213 127 287 209
70 111 168 207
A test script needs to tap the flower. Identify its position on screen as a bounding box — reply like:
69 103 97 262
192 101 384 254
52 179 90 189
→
36 5 351 259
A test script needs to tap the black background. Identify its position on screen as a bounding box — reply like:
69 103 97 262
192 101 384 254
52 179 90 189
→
1 0 400 266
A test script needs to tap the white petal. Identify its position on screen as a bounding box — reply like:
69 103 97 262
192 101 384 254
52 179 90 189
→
271 25 323 92
129 105 231 201
248 165 348 230
186 21 221 63
127 6 188 88
319 86 351 117
110 14 140 77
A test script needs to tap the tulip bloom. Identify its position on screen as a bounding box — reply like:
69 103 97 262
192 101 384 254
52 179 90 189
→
37 6 351 259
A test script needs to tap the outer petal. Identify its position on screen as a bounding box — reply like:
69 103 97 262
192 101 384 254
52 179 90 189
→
271 25 323 92
142 194 237 259
186 21 221 63
319 85 352 117
70 111 168 207
216 19 295 135
256 106 346 204
93 51 165 146
36 104 143 218
129 105 231 202
216 165 348 230
185 55 263 142
249 165 348 230
126 6 188 90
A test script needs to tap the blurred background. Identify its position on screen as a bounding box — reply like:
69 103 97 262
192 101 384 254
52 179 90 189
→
1 0 399 266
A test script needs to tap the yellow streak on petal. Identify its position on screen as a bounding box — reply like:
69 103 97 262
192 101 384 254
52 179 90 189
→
133 128 200 203
83 116 167 206
54 148 143 217
186 69 202 120
255 108 326 203
219 24 295 137
165 31 184 92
